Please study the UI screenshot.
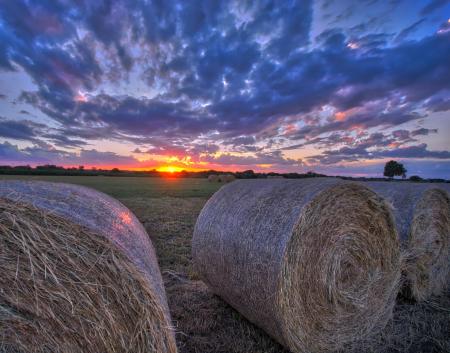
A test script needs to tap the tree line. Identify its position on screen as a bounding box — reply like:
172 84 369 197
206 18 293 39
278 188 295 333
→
0 163 447 183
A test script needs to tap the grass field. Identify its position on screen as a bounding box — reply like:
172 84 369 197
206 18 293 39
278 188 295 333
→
0 175 222 198
1 175 448 353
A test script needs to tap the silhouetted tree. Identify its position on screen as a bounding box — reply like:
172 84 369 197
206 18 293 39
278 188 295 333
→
384 160 407 178
241 170 255 178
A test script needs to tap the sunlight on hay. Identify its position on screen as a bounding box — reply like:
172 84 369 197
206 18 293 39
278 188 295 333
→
0 181 177 353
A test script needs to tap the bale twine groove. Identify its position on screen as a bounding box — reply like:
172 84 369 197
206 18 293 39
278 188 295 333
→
367 182 450 301
192 178 401 353
0 181 177 353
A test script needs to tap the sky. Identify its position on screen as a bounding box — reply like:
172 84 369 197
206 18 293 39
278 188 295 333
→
0 0 449 178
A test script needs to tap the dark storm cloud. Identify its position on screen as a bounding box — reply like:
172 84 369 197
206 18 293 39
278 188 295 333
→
0 0 449 162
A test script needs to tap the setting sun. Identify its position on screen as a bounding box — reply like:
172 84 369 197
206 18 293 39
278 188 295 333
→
157 165 184 173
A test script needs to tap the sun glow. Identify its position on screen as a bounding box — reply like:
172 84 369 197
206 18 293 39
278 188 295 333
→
157 165 184 173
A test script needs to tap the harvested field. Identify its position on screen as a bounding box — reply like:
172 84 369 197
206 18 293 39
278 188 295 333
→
0 176 448 353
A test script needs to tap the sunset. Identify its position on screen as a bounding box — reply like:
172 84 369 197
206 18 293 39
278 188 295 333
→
0 0 449 177
0 2 450 353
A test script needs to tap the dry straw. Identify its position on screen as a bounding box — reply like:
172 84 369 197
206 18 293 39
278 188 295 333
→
0 181 177 353
367 182 450 301
193 178 401 353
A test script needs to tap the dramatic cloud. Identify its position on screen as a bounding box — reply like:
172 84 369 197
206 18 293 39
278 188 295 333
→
0 141 137 167
0 118 44 141
0 0 449 176
204 150 303 167
308 142 450 165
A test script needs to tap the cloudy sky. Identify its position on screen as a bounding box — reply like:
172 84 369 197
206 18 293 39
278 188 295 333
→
0 0 449 177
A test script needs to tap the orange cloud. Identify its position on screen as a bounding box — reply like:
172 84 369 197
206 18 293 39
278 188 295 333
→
335 111 346 121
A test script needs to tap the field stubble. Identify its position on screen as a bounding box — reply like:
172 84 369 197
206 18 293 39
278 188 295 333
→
123 194 449 353
0 176 448 353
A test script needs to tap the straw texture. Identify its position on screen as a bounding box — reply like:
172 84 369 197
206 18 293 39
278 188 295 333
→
193 178 401 353
0 181 177 353
367 182 450 301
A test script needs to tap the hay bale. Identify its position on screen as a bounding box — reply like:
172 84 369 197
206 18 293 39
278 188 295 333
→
367 182 450 301
207 174 219 182
0 181 177 353
226 174 236 182
192 178 400 353
218 174 235 183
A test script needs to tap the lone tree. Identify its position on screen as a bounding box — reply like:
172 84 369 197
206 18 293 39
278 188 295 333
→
384 160 407 178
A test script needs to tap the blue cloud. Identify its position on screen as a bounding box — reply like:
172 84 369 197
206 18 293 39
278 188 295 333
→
0 0 448 173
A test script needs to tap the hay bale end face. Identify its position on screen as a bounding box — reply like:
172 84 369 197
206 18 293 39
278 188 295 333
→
193 178 401 353
0 181 177 353
367 182 450 301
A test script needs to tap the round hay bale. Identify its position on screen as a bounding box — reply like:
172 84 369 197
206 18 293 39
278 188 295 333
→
0 181 177 353
227 174 236 182
367 182 450 301
219 174 235 183
207 174 219 182
192 178 400 353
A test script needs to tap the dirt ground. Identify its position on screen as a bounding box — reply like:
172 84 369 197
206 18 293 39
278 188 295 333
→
123 196 450 353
